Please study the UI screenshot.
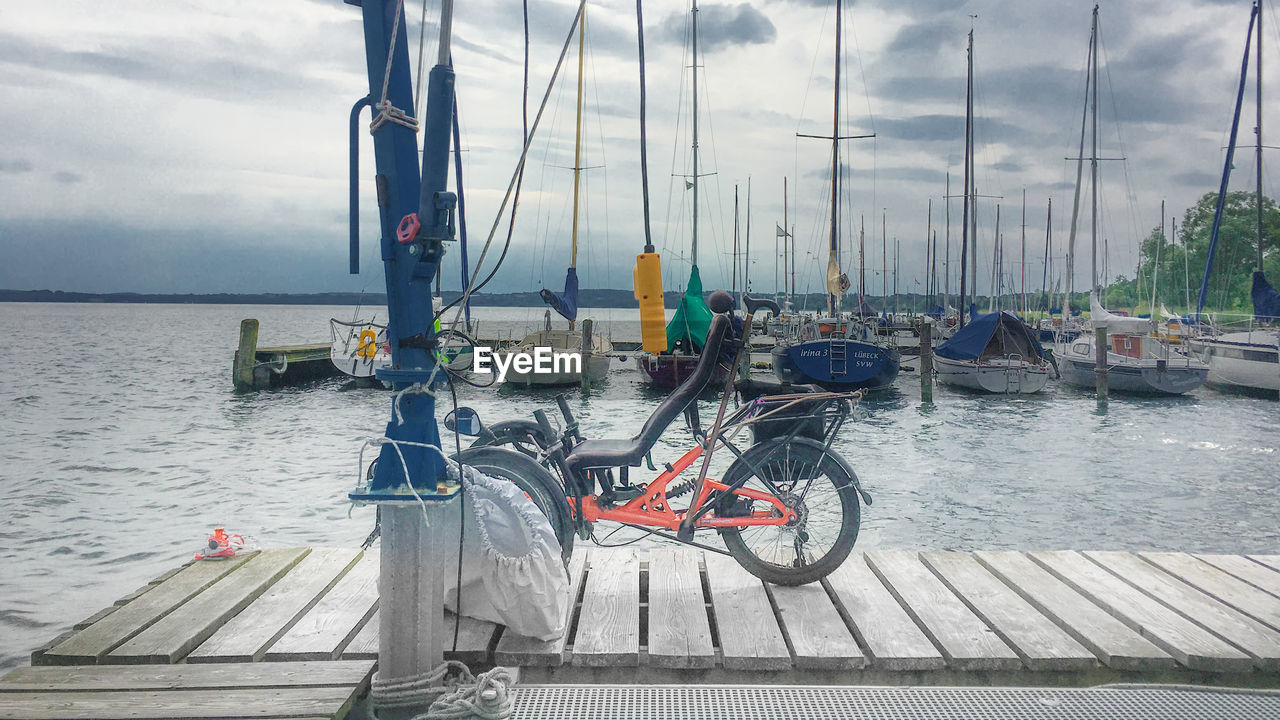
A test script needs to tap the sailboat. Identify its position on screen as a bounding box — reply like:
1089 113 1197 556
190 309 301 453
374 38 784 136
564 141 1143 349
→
1054 5 1207 395
933 28 1050 394
639 0 730 388
502 1 612 387
1192 1 1280 397
770 0 900 390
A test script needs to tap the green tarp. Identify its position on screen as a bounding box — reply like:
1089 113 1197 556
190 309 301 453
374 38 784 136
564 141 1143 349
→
665 265 713 353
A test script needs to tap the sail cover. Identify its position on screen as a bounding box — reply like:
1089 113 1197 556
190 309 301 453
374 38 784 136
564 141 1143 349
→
935 311 1045 361
665 265 713 352
1090 291 1153 334
1252 271 1280 320
539 267 579 322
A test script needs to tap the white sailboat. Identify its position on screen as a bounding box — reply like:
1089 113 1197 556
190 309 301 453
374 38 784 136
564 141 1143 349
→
1191 2 1280 397
501 1 611 388
932 28 1050 394
1055 5 1207 395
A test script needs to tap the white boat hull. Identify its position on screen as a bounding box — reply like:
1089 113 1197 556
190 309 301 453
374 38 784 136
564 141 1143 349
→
497 329 613 387
1194 332 1280 394
1056 339 1208 395
934 355 1050 394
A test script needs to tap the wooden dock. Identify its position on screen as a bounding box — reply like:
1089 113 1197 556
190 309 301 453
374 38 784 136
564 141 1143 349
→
6 546 1280 718
233 319 341 391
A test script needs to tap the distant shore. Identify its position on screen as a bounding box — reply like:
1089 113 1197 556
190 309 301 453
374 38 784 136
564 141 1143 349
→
0 288 1010 312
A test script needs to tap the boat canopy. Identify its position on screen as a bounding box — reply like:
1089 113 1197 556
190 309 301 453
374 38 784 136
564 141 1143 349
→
1252 271 1280 320
925 305 946 319
1090 291 1153 335
665 265 713 352
935 311 1045 362
540 267 579 322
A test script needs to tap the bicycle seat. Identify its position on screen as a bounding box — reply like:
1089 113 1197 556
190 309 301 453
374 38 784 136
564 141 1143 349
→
565 290 735 472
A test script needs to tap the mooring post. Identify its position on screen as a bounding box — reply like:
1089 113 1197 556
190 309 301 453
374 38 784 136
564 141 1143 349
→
1094 325 1108 405
920 320 933 403
234 319 259 391
580 318 593 390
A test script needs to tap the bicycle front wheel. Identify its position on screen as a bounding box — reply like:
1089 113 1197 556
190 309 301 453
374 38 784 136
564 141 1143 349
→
717 438 861 586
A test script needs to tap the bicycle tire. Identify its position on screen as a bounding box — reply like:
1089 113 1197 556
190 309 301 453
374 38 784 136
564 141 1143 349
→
717 438 861 586
469 420 555 460
453 446 575 565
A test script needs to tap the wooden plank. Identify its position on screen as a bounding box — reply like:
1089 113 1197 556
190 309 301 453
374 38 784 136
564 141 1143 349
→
1196 554 1280 599
110 549 309 664
1140 552 1280 633
41 554 255 665
865 550 1019 671
571 550 640 667
646 549 714 669
769 580 864 670
0 661 374 692
823 554 943 670
1085 551 1280 670
494 551 587 666
1030 551 1252 672
1250 555 1280 574
190 548 362 662
340 609 379 660
974 551 1172 671
340 609 499 664
703 553 790 671
0 687 357 719
265 553 380 661
921 552 1096 671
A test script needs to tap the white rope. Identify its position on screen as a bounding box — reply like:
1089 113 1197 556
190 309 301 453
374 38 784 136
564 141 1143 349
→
371 661 514 719
371 0 421 134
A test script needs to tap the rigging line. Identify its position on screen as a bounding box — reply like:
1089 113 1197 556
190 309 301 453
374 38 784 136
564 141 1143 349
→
635 0 654 252
661 8 690 263
433 0 588 331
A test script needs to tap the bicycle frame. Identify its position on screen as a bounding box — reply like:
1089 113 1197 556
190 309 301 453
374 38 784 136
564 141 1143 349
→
558 391 860 536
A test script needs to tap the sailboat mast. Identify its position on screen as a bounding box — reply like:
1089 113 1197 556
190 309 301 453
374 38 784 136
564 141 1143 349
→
691 0 700 266
783 176 789 300
945 172 951 313
959 29 972 327
746 177 752 296
828 0 842 317
570 1 586 269
1042 198 1052 316
1021 189 1027 314
732 184 739 296
1257 0 1265 272
1090 3 1099 293
859 215 866 303
926 198 933 306
882 211 888 316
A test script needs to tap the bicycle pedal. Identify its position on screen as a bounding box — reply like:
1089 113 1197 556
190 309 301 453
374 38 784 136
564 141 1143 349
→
611 485 644 501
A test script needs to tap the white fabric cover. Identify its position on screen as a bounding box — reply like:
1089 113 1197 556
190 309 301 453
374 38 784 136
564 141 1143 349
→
1090 291 1153 335
441 462 570 641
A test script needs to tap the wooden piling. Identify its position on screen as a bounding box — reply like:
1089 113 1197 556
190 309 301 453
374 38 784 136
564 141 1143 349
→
1094 325 1108 405
580 318 593 391
233 319 260 392
920 321 934 403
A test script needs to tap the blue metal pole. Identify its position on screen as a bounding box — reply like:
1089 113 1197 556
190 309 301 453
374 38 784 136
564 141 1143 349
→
1197 4 1258 320
350 0 454 494
349 95 373 275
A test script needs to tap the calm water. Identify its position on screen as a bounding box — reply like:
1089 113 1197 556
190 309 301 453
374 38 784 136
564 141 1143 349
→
1 302 1277 671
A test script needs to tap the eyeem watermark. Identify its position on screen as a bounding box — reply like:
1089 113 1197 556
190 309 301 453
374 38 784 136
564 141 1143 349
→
473 346 582 382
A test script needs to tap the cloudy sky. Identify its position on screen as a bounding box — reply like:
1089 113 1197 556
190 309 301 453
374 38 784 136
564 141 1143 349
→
0 0 1270 298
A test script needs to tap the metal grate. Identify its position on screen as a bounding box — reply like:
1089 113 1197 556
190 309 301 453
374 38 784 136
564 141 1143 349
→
510 685 1280 720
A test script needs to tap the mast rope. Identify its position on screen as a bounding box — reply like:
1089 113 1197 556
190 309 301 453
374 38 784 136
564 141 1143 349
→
371 0 421 134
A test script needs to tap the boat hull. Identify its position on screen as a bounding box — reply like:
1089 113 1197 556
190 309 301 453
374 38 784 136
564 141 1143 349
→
1057 355 1207 395
771 340 900 390
934 355 1050 394
1195 333 1280 394
639 353 728 388
497 329 612 387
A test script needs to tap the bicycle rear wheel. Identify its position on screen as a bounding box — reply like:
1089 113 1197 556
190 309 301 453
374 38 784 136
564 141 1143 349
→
453 446 575 564
717 438 860 586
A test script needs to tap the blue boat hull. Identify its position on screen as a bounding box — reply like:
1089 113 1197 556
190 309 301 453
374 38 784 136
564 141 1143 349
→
772 340 901 390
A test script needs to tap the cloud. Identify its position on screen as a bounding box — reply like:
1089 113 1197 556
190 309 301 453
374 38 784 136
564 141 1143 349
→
659 3 777 53
52 171 83 184
0 159 33 173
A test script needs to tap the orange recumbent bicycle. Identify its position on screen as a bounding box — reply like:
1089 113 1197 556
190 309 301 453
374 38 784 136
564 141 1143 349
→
456 291 871 586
